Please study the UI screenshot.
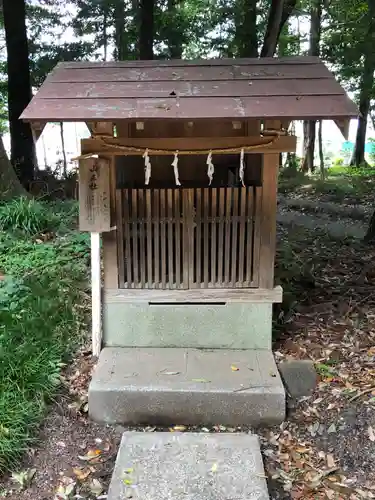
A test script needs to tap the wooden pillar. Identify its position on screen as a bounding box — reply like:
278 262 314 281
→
91 232 101 357
102 155 119 288
258 153 279 289
80 122 115 355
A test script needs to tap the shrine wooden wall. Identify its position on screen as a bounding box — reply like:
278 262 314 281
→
80 118 281 294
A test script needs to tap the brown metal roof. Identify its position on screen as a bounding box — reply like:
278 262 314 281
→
20 57 358 122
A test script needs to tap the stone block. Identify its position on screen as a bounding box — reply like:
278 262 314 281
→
89 347 285 426
103 302 272 349
107 432 269 500
278 360 317 398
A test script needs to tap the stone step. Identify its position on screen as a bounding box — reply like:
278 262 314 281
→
108 431 270 500
89 347 285 426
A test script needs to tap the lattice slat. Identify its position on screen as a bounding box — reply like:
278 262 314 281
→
120 187 259 290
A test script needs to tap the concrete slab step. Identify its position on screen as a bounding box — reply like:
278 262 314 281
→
107 431 269 500
89 347 285 426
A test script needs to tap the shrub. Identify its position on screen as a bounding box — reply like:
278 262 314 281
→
0 197 59 235
0 200 88 472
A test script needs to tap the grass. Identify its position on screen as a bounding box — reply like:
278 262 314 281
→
279 164 375 202
0 198 89 473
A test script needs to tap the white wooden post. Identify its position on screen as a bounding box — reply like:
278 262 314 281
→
91 232 101 357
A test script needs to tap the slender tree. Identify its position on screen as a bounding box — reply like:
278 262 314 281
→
261 0 297 57
318 120 324 179
301 0 322 173
3 0 36 189
166 0 184 58
103 1 109 60
236 0 258 57
350 0 375 166
139 0 154 59
114 0 126 60
59 122 67 178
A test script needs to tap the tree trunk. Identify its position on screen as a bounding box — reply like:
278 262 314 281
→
301 0 322 173
318 120 325 179
350 60 374 166
351 0 375 166
139 0 154 59
236 0 258 57
60 122 67 178
3 0 36 190
369 102 375 130
167 0 183 59
0 135 28 200
261 0 285 57
261 0 297 57
103 4 108 61
301 121 316 172
114 0 126 60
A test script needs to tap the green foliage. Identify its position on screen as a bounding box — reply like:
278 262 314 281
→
0 232 89 277
315 363 335 377
0 200 89 472
322 0 373 96
0 197 58 235
280 165 375 202
332 157 344 168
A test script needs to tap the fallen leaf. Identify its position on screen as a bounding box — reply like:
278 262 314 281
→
73 467 91 481
231 365 239 371
145 426 156 432
162 371 180 376
211 463 218 472
11 468 36 490
325 489 335 499
308 421 320 437
124 468 134 474
327 423 337 434
78 449 102 461
192 378 210 383
368 426 375 442
172 425 187 432
326 454 335 468
89 478 104 496
295 446 310 454
55 480 76 500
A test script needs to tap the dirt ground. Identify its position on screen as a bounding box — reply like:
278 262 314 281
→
1 203 375 500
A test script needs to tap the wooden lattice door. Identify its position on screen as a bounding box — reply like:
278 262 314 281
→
118 187 260 289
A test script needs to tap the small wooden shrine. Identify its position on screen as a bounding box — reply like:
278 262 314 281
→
21 57 357 358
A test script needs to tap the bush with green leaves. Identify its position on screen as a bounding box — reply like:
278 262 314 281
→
0 197 59 234
0 200 89 472
0 232 89 277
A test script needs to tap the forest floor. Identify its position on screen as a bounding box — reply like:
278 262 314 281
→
1 188 375 500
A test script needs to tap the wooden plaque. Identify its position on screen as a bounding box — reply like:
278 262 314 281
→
79 157 111 232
